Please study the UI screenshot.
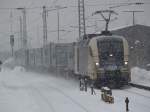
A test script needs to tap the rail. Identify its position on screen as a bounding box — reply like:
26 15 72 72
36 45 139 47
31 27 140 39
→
129 83 150 91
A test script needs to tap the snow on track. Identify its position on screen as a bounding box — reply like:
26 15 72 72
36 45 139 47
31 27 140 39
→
40 83 90 112
0 66 150 112
28 86 56 112
0 66 90 112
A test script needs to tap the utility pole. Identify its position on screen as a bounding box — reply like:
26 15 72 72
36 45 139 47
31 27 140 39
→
123 10 144 26
42 6 48 65
17 8 28 50
42 6 48 47
10 35 14 56
10 10 13 34
57 8 60 43
22 8 27 50
17 7 28 65
19 16 23 49
78 0 86 40
36 25 40 45
10 10 14 56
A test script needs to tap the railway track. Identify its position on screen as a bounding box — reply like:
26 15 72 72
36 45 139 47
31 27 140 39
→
43 83 90 112
29 86 56 112
29 82 90 112
129 83 150 91
124 88 150 99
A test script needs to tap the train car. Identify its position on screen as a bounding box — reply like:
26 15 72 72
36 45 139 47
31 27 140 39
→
74 33 131 88
16 42 75 74
14 33 130 88
52 43 74 74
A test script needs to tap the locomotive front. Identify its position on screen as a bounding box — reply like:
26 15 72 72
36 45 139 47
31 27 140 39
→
88 35 131 87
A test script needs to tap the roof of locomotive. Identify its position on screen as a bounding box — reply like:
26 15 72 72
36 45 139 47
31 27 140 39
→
78 34 126 47
83 31 126 41
92 35 125 41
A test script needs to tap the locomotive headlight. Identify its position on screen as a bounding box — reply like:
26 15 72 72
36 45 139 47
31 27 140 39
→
109 54 113 57
125 61 128 65
96 62 99 66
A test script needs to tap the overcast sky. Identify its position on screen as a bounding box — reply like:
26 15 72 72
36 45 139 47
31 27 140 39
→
0 0 149 52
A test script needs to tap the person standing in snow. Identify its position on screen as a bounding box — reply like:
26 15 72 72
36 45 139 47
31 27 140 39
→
79 78 82 88
84 78 87 92
0 60 2 71
125 97 129 112
91 83 96 95
80 78 84 91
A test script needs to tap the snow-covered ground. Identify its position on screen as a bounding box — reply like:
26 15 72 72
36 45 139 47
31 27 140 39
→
131 67 150 86
0 65 150 112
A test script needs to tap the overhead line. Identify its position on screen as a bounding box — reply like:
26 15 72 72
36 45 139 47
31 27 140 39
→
69 2 150 7
0 2 149 10
0 6 55 10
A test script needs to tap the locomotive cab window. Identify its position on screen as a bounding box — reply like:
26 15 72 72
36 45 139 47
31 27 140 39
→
97 38 124 67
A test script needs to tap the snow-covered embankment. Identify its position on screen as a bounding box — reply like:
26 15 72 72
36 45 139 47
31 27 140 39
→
131 67 150 86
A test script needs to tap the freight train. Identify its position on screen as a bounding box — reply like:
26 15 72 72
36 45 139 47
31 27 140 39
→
14 32 131 88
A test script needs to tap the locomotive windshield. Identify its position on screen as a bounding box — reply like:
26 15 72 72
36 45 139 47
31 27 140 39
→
97 38 124 68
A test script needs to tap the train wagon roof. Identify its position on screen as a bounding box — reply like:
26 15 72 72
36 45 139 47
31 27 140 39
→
95 35 125 40
88 35 126 43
